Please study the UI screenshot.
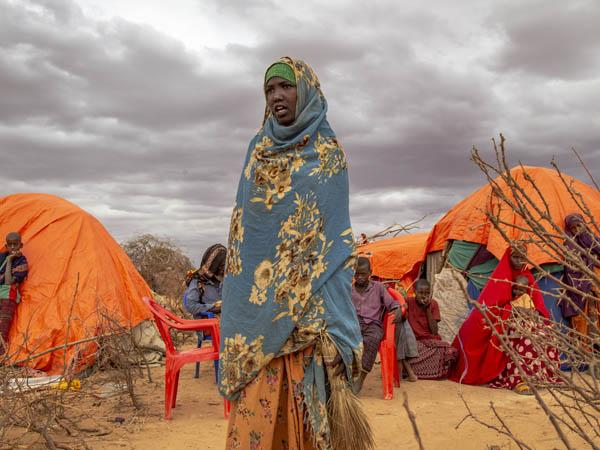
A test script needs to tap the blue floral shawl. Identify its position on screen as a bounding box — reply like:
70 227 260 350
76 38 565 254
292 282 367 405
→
219 57 362 446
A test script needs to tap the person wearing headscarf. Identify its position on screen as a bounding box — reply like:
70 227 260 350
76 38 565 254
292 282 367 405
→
486 274 561 394
449 244 559 393
219 58 371 450
183 244 226 318
562 213 600 336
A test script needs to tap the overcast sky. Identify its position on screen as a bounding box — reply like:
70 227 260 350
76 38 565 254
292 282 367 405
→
1 0 599 263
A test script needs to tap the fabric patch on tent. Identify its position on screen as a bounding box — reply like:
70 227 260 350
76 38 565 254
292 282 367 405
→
536 273 567 326
466 280 481 304
447 240 480 271
534 263 564 277
465 258 499 289
426 251 445 284
432 267 470 342
467 245 496 269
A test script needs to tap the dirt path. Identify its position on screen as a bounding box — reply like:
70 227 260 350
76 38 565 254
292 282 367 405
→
87 362 575 449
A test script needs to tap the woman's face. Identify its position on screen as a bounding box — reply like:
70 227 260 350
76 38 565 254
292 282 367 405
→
265 76 297 126
215 259 226 281
510 249 527 271
569 221 585 236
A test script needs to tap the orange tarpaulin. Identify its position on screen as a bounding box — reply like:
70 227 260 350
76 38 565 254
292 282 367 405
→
358 232 428 290
424 166 600 265
0 193 152 373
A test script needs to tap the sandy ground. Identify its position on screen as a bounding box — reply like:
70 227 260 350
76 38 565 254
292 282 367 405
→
76 360 583 450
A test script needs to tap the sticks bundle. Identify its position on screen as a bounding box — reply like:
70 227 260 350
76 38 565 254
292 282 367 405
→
321 335 374 450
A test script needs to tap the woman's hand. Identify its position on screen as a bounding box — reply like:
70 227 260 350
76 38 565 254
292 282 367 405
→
417 297 431 309
325 352 346 376
391 307 404 324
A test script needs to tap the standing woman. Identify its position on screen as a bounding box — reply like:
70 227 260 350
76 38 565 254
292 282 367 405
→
449 243 551 386
562 213 600 335
219 58 371 450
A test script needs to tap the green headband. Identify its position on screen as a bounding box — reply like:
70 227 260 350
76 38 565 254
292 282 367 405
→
265 62 296 86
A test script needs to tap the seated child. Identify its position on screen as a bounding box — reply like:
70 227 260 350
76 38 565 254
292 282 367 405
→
351 257 404 393
400 279 458 380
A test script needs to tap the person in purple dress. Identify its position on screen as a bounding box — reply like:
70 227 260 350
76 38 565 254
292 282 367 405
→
562 213 600 336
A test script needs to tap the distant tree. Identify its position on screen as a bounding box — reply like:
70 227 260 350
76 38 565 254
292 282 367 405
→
122 234 194 300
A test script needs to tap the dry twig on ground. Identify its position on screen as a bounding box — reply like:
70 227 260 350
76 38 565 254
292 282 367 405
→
402 391 425 450
0 278 155 448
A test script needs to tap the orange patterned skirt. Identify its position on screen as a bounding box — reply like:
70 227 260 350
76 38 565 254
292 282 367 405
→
226 346 318 450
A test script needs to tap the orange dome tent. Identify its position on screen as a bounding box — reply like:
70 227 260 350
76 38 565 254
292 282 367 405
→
358 232 428 291
0 193 152 373
424 166 600 266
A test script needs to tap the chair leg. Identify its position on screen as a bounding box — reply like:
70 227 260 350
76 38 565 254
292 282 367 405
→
195 333 203 379
380 344 394 400
164 369 174 420
393 355 401 387
213 359 219 384
224 398 231 419
172 369 180 408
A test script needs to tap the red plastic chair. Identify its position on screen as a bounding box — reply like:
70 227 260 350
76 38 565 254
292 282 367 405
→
142 297 230 420
378 288 406 400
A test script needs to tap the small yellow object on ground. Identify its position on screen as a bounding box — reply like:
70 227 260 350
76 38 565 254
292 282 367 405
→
51 379 81 391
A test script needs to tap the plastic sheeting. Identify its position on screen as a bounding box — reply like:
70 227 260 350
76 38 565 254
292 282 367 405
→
358 232 428 291
0 193 152 373
423 166 600 266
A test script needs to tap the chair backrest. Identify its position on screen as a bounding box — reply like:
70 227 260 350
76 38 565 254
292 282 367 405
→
142 296 221 354
387 287 407 318
143 297 177 355
387 287 406 304
381 311 395 340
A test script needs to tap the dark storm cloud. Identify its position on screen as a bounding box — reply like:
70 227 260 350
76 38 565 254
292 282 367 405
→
1 0 598 259
0 0 257 258
492 0 600 80
0 5 258 129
